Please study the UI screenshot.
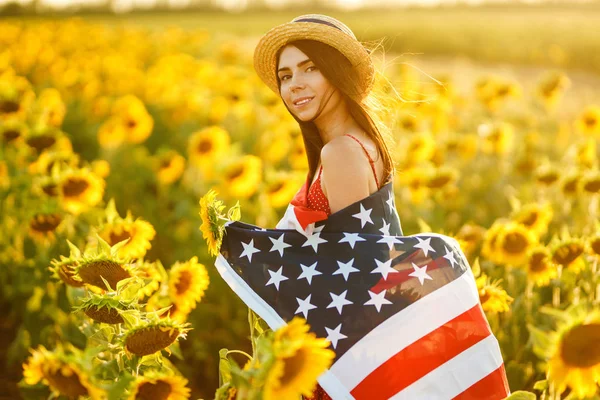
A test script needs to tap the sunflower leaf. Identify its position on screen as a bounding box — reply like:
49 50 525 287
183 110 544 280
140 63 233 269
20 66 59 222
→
96 234 112 255
66 239 81 258
107 373 135 400
219 349 233 386
168 341 184 360
100 276 115 292
505 391 536 400
533 379 548 391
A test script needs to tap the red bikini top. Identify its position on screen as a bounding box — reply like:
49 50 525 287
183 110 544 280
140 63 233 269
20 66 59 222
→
306 134 380 215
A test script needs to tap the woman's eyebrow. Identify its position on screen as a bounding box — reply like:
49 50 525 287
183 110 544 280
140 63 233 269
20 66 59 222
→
277 59 312 73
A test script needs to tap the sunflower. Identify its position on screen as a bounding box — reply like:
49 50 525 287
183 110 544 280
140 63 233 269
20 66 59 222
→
168 256 210 314
479 122 514 155
476 274 513 314
0 118 27 145
265 171 304 208
0 73 35 122
397 167 431 205
25 127 72 154
289 135 308 170
560 170 582 197
574 138 597 168
403 132 436 165
534 306 600 398
123 320 191 357
28 149 79 176
580 170 600 194
74 292 137 325
132 259 165 299
199 189 226 256
535 164 560 186
257 126 292 164
28 212 63 244
551 237 586 273
155 149 185 185
536 71 571 111
494 222 538 266
146 293 191 323
425 165 458 189
57 166 105 215
22 345 104 400
126 370 190 400
98 115 127 149
31 87 66 128
221 155 262 199
91 159 111 179
510 202 553 238
454 223 487 257
112 95 154 144
587 234 600 258
574 104 600 137
187 125 231 170
0 159 8 189
524 246 557 287
263 318 335 400
97 199 156 259
50 255 84 287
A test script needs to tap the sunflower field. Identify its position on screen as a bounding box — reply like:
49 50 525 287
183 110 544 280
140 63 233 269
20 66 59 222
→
1 9 600 400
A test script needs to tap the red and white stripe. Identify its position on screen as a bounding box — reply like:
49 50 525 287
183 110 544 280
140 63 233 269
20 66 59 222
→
328 268 510 400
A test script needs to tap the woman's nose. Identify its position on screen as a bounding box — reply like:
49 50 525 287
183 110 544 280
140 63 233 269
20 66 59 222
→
289 75 306 91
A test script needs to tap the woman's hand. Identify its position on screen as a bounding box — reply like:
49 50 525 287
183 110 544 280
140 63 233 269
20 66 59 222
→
320 135 373 214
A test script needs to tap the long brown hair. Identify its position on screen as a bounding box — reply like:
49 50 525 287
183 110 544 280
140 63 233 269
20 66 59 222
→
275 39 395 188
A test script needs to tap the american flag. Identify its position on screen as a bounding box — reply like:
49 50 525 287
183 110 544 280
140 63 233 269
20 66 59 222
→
215 179 511 399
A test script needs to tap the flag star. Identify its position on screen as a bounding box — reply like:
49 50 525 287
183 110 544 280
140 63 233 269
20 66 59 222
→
379 218 391 235
313 224 325 233
409 262 433 285
269 233 292 257
333 258 359 281
266 266 288 290
386 192 395 213
414 237 436 257
443 245 459 268
352 204 373 228
364 290 392 312
371 258 398 280
338 232 366 249
240 239 260 262
377 235 404 250
295 294 317 319
298 262 322 285
325 323 348 349
302 232 327 253
327 290 353 315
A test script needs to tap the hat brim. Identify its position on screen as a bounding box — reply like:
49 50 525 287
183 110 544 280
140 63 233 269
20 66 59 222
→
253 21 374 101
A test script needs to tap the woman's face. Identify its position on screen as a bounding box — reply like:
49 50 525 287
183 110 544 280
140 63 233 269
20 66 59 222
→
277 45 339 122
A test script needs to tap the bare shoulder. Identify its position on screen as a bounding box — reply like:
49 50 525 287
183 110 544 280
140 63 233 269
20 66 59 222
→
320 135 367 168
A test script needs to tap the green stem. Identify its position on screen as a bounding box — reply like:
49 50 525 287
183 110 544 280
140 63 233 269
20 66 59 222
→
226 349 252 361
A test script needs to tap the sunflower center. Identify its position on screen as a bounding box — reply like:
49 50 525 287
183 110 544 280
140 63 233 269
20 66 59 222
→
44 366 89 398
280 348 309 387
84 305 124 324
591 238 600 256
58 263 84 287
30 213 62 232
125 326 180 356
537 172 559 185
0 100 19 114
197 140 212 153
127 119 137 129
268 182 285 194
561 323 600 368
43 183 58 197
427 174 452 188
583 178 600 193
584 116 598 128
175 270 192 296
109 229 131 246
26 135 56 152
529 252 549 272
502 232 528 254
135 379 172 400
563 178 578 194
519 211 539 227
479 291 491 304
77 259 131 290
160 158 172 170
2 129 20 142
62 178 90 197
226 165 244 181
552 243 584 266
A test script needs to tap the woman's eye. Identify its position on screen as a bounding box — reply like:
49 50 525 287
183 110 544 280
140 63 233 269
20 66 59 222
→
280 75 290 81
307 66 317 72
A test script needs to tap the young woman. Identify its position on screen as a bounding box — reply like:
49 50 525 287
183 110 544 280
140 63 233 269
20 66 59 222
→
214 14 510 400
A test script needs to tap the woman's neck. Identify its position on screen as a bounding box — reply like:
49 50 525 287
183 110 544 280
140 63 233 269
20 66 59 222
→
314 102 360 144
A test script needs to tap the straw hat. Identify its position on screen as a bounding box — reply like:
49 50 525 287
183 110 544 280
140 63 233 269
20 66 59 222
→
253 14 375 102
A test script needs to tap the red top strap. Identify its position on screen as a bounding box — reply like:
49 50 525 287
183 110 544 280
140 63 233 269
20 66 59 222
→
344 134 380 188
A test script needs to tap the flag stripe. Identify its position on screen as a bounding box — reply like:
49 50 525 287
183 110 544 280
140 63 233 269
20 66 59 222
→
330 268 479 391
389 335 506 400
452 364 511 400
351 303 492 400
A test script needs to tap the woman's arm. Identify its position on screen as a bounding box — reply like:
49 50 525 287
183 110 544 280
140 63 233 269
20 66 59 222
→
320 135 372 214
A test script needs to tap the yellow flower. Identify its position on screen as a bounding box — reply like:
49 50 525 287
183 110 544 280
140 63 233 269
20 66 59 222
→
221 155 262 199
265 171 304 208
454 223 487 258
31 87 66 128
132 259 165 299
494 222 538 266
264 318 335 400
187 125 230 170
536 71 571 111
22 345 104 400
57 166 105 215
28 212 63 244
91 159 110 178
425 165 458 189
479 122 514 155
126 371 190 400
146 294 191 323
574 104 600 137
524 246 557 287
50 256 84 287
1 117 27 145
123 320 191 357
97 200 156 259
535 164 560 186
0 73 35 122
0 159 9 189
580 170 600 194
97 115 127 149
587 234 600 258
551 237 586 273
403 132 436 165
289 135 308 171
199 189 226 257
168 256 210 315
257 125 292 164
560 170 582 197
113 94 154 144
25 127 72 154
543 308 600 398
510 202 553 238
476 274 513 314
155 149 186 185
